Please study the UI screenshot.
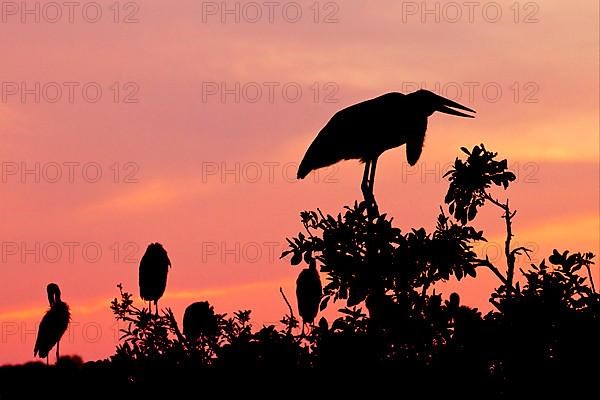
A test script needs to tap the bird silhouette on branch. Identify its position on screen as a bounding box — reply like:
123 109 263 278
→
298 90 476 212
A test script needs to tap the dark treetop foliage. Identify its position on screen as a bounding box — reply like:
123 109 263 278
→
104 145 598 393
3 145 596 397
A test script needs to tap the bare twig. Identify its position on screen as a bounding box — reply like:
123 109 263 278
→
484 193 519 292
165 307 186 345
483 193 504 209
280 287 294 317
478 257 509 287
585 264 597 294
511 247 533 260
279 287 295 335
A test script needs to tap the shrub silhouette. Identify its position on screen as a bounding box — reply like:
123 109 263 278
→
281 144 598 389
5 144 592 395
105 145 597 383
110 285 307 369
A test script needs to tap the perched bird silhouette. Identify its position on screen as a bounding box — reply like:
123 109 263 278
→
34 283 70 365
448 292 461 311
298 90 476 201
139 242 171 315
447 292 461 322
183 301 218 341
296 264 322 333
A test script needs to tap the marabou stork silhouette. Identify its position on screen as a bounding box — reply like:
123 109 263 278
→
296 264 322 334
297 90 476 205
34 283 70 365
139 242 171 315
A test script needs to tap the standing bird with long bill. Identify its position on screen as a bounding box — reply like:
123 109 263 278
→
139 242 171 315
297 90 476 205
34 283 70 365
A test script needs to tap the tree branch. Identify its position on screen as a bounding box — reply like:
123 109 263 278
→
279 287 295 335
585 265 597 294
484 193 518 292
165 308 186 345
478 257 509 287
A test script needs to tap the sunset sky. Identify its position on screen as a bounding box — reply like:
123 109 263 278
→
0 0 598 364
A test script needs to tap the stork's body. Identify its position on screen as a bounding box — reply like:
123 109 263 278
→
34 283 70 364
298 90 475 203
296 265 322 333
139 242 171 314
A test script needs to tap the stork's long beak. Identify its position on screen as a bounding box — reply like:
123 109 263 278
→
435 95 476 118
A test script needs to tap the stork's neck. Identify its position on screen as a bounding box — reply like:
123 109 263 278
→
47 287 61 305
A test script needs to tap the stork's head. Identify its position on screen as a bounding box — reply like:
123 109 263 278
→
410 89 476 118
145 242 171 268
47 283 61 305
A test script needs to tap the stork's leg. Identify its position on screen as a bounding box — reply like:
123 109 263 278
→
369 157 378 193
56 340 60 362
361 159 379 215
368 158 379 215
46 356 49 366
361 160 372 202
154 300 158 316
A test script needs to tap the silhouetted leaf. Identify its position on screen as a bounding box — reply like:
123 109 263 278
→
291 252 302 266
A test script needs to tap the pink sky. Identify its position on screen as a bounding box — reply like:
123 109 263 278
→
0 1 598 364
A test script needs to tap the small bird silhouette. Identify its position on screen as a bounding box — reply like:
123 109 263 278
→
183 301 218 341
448 292 461 311
298 90 475 203
296 264 322 334
34 283 70 365
139 243 171 315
